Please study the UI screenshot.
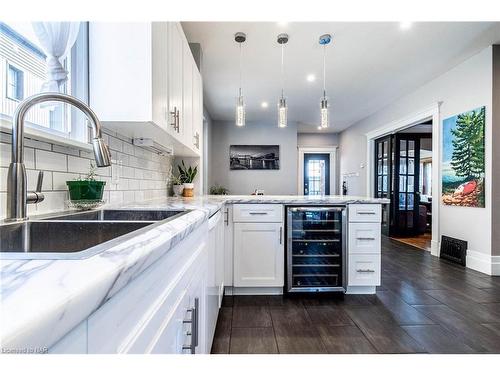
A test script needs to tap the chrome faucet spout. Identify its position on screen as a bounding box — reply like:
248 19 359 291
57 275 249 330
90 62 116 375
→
6 92 111 221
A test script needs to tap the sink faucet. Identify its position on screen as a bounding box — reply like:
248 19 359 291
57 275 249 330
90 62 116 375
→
6 92 112 221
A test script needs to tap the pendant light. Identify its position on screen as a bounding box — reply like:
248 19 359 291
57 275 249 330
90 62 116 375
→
277 33 289 128
235 32 246 127
319 34 332 129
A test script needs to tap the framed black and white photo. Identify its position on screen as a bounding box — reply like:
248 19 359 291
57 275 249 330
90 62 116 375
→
229 145 280 170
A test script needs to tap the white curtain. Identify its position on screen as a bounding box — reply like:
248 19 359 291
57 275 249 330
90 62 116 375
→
31 22 81 93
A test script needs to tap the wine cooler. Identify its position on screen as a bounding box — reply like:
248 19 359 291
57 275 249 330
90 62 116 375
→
286 207 346 293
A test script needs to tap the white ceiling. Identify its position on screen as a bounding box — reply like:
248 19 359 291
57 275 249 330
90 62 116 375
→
182 22 500 133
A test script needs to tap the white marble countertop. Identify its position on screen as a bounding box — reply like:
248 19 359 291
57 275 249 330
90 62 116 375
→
0 195 387 350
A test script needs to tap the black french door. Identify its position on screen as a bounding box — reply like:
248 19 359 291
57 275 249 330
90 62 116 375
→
374 136 392 236
393 134 421 236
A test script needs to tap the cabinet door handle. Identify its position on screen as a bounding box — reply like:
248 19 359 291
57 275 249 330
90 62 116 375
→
357 211 376 215
279 226 283 245
357 237 376 241
176 108 180 133
356 269 376 273
224 209 229 225
248 212 267 215
170 106 178 131
182 300 198 354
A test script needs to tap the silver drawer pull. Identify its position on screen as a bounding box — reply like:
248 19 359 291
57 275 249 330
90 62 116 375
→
357 237 376 241
249 212 268 215
356 269 376 273
358 211 376 215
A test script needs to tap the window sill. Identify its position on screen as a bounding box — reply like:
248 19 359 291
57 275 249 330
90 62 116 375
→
0 118 93 152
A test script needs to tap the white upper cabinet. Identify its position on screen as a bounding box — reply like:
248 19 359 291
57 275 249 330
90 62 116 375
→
192 66 203 152
89 22 202 156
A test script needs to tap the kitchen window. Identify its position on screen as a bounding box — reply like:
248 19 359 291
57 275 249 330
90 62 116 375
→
0 22 89 144
6 64 24 100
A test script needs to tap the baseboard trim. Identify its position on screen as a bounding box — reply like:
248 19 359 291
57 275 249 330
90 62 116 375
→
466 250 500 276
346 286 376 295
431 240 440 257
226 286 283 295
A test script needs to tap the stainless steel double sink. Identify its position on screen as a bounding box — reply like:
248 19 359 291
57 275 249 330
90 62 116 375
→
0 209 188 259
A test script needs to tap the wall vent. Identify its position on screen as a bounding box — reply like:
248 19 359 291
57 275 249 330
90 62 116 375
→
440 235 467 266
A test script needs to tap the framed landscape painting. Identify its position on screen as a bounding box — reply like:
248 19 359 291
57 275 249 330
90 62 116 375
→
230 145 280 170
442 106 485 207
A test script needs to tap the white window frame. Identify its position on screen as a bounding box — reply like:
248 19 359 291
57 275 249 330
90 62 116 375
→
297 146 337 195
5 62 24 101
0 22 92 151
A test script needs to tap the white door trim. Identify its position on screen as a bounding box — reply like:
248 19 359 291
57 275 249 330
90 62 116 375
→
297 146 337 195
365 102 441 256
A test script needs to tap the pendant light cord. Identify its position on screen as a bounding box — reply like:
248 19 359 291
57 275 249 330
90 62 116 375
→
323 44 327 98
239 42 242 97
281 43 285 99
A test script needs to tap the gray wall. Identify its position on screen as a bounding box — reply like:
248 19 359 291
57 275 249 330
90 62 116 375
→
210 120 298 195
338 46 493 263
297 132 339 147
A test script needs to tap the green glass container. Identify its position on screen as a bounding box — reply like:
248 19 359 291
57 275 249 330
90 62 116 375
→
66 180 106 201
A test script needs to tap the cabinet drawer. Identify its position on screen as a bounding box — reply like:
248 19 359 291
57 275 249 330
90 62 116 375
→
348 254 381 286
348 223 381 254
233 204 283 223
348 204 381 222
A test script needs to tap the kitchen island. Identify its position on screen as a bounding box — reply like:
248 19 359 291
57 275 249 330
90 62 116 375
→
0 195 388 354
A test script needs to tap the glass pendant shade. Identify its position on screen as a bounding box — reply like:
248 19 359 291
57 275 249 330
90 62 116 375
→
320 97 329 128
278 97 287 128
236 95 245 127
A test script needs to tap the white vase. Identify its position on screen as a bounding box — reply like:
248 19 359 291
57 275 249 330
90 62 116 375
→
173 184 184 197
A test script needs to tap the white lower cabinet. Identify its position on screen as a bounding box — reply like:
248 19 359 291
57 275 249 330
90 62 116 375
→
85 225 209 354
348 254 381 286
347 204 382 293
205 210 224 352
233 222 284 287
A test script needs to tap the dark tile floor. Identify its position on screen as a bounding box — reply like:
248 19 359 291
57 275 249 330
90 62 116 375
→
211 236 500 354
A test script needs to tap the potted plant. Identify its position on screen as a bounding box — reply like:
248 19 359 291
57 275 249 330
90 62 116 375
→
171 174 184 197
66 162 106 202
178 160 198 197
209 184 229 195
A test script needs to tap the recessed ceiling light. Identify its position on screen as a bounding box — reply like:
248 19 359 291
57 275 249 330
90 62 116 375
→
261 101 269 108
277 22 288 27
317 126 322 130
399 22 413 30
306 74 316 82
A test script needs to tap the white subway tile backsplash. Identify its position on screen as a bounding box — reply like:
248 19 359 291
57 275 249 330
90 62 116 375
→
109 191 124 204
123 190 135 202
123 142 135 156
25 138 52 151
35 150 67 172
53 172 80 191
27 169 52 191
0 167 7 192
108 136 123 152
52 144 80 156
0 130 173 219
127 179 140 190
121 166 135 179
68 155 93 174
134 190 144 202
0 143 35 168
79 150 94 159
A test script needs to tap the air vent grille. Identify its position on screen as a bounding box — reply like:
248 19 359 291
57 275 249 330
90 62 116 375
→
440 235 467 266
